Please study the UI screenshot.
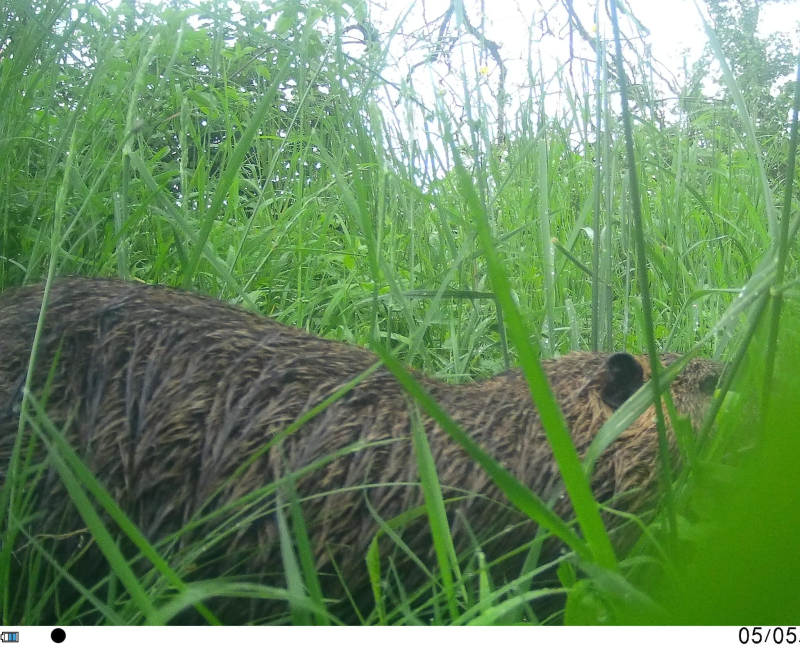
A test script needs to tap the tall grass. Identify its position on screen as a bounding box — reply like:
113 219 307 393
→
1 0 798 625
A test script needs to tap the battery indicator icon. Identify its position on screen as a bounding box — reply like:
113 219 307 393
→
0 633 18 643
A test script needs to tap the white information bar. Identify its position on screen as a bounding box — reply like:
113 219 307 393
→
1 626 793 645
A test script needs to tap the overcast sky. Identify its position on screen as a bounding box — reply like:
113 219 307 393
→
486 1 787 81
366 0 800 122
616 0 800 79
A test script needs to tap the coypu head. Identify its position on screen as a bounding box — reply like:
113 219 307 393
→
533 350 722 513
598 351 720 425
601 352 720 507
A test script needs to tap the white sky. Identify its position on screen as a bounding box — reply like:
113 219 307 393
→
356 0 800 132
622 0 800 81
384 0 800 94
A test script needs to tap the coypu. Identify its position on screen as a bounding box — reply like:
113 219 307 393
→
0 277 721 624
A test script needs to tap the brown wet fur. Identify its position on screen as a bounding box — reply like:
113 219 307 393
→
0 277 721 624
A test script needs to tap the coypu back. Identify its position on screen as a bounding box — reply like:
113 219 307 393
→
0 277 721 624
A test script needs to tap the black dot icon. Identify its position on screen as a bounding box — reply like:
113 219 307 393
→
50 629 65 643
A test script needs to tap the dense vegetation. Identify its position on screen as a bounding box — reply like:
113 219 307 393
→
1 0 799 625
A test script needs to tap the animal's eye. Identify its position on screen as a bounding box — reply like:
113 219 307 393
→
699 374 719 395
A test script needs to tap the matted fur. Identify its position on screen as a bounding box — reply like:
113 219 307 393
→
0 277 720 623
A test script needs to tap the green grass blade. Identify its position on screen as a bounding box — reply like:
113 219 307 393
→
284 474 330 625
610 0 675 542
409 405 462 621
449 153 616 569
275 489 312 625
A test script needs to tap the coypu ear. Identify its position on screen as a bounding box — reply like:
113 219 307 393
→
601 353 645 409
699 373 719 395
